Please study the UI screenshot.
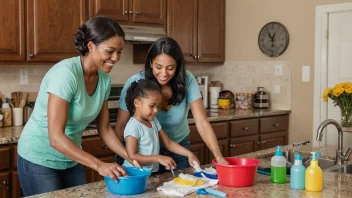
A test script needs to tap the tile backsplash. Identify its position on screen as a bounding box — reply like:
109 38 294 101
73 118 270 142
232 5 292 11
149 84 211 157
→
0 44 291 109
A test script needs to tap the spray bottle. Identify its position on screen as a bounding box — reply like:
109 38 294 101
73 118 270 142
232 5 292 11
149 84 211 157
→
290 152 305 189
305 152 322 192
270 146 287 184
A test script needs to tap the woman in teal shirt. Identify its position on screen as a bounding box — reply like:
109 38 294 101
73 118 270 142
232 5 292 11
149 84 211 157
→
17 16 132 196
115 37 228 172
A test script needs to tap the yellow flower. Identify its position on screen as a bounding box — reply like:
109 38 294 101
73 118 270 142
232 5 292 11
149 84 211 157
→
333 85 344 97
346 88 352 94
322 88 332 102
323 95 328 102
341 82 352 90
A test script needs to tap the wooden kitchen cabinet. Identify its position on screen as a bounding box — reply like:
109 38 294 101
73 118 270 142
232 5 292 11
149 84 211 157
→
0 0 86 62
11 171 22 198
89 0 166 26
0 0 25 61
0 172 10 198
190 142 207 165
229 135 258 156
259 131 288 150
167 0 225 63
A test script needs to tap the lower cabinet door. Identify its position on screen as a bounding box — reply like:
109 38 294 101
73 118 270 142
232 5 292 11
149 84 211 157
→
0 172 10 198
207 139 229 164
259 131 288 150
190 143 207 165
12 171 22 198
229 135 258 156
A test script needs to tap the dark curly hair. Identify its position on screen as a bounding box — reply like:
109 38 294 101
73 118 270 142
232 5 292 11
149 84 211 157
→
145 37 186 105
74 16 125 55
125 79 161 115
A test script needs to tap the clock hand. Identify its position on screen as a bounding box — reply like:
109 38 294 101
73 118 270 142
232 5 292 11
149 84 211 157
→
266 27 272 39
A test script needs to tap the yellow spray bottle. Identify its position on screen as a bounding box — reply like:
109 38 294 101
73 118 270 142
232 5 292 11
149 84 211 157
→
305 152 322 192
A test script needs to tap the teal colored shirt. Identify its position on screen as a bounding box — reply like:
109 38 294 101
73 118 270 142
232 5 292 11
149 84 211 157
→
119 71 201 143
122 117 161 172
18 56 111 169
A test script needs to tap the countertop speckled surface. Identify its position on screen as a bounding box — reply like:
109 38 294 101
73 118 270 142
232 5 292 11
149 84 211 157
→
0 109 290 145
26 144 352 198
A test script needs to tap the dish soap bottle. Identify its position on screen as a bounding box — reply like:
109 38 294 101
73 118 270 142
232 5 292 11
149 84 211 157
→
305 152 322 192
270 146 287 184
290 153 305 189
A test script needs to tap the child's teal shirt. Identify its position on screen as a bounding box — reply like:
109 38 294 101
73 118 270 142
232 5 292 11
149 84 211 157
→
123 117 161 172
18 56 111 169
119 71 202 143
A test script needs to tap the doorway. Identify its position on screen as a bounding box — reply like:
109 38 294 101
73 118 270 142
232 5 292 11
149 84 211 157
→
313 3 352 147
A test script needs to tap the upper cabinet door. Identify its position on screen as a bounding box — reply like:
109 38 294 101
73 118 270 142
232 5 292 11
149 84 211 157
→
89 0 129 22
167 0 197 63
197 0 225 62
27 0 87 61
0 0 25 61
131 0 166 25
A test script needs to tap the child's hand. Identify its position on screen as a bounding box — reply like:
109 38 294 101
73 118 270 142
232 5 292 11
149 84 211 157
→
157 155 176 170
188 153 200 167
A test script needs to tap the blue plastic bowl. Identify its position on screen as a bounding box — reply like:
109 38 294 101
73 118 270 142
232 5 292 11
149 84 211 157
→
104 167 151 195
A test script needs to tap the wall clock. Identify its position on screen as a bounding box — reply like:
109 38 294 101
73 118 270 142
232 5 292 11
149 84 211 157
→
258 22 289 57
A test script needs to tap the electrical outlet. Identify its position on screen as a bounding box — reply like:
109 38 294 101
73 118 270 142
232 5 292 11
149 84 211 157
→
275 65 283 76
20 69 28 85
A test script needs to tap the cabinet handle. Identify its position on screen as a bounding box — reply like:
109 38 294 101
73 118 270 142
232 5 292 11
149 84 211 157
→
230 144 236 147
193 55 197 59
124 10 128 14
28 53 34 58
134 11 139 15
261 141 266 144
101 144 108 149
2 181 9 190
197 55 200 59
129 11 133 14
242 127 248 130
257 142 261 145
273 124 279 127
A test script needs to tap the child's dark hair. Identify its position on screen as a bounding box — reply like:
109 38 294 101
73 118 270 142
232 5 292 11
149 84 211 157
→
125 79 161 115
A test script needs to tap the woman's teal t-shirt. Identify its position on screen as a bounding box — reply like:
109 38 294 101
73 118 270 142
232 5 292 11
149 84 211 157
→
18 56 111 169
119 71 201 143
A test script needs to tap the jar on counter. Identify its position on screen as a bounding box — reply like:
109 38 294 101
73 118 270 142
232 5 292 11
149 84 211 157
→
253 87 269 109
24 102 35 123
2 102 12 126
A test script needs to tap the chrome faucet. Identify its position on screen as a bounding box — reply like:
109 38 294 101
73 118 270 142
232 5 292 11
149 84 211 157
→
316 119 352 165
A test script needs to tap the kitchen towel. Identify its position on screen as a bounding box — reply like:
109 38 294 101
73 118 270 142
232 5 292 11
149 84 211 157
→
156 173 218 197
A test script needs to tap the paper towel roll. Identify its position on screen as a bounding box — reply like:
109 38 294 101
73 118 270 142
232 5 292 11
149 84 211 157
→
209 87 221 109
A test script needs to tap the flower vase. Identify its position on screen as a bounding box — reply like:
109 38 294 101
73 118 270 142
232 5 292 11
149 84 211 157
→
340 107 352 128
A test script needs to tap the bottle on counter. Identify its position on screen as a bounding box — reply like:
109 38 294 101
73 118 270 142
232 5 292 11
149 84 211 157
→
1 98 12 127
305 152 322 192
270 146 287 184
290 153 305 190
253 87 269 109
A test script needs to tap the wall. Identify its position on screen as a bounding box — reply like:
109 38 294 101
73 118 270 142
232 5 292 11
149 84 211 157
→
225 0 352 144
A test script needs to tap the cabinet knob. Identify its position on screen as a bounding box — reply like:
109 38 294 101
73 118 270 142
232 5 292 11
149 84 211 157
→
257 142 261 145
28 53 34 58
101 144 108 149
124 10 128 14
242 127 248 130
134 11 139 15
129 11 133 14
273 124 279 127
261 141 266 144
197 55 200 59
230 144 236 147
193 55 197 59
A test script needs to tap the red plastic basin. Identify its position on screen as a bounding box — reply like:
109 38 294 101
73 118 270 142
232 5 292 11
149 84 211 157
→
212 157 260 187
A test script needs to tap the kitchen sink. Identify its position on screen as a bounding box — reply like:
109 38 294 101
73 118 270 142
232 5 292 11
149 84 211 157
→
284 151 336 169
328 164 352 174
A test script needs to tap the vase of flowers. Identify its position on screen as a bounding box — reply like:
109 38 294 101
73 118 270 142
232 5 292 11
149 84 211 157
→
323 82 352 127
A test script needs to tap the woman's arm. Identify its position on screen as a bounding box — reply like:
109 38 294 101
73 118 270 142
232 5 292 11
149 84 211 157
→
125 136 176 170
114 108 130 141
159 129 199 167
48 94 126 181
190 98 229 165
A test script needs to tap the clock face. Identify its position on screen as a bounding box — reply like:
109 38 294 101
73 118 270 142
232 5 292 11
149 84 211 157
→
258 22 289 57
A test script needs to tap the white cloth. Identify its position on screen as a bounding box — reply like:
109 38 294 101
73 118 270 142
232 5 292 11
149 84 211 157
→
156 174 219 197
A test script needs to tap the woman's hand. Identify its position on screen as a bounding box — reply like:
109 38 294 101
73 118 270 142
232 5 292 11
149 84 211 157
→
96 162 127 182
188 153 200 167
157 155 177 170
216 156 229 165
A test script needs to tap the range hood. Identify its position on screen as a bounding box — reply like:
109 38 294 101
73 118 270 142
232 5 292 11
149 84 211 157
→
120 25 167 43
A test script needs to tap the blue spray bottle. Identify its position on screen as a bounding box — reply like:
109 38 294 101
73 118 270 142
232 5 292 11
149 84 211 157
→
290 152 305 189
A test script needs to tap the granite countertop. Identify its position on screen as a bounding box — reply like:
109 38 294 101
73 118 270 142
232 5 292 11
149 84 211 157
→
26 144 352 198
0 109 290 145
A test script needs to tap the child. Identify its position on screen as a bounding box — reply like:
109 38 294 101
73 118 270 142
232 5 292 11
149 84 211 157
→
122 79 199 173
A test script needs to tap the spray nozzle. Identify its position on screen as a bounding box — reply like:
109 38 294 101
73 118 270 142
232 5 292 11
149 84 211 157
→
310 151 321 161
275 145 283 156
295 153 302 160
